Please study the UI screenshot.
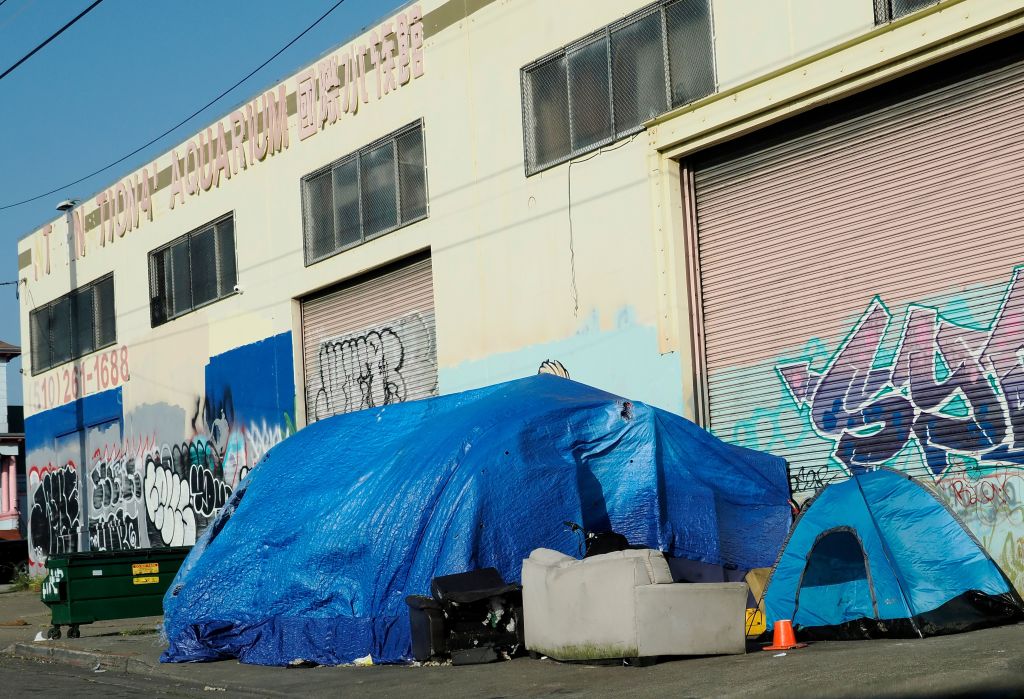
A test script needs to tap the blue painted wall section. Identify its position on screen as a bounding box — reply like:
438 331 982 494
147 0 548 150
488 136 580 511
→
439 308 685 416
25 387 123 455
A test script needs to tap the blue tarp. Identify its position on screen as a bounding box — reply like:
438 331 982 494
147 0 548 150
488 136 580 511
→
764 468 1021 636
162 374 790 665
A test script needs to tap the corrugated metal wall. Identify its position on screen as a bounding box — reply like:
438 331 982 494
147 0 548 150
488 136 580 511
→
689 44 1024 496
300 255 438 423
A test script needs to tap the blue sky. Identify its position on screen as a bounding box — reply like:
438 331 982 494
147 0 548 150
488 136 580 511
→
0 0 406 405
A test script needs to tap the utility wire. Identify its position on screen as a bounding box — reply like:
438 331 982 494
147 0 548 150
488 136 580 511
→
0 0 347 211
566 132 640 317
0 1 9 11
0 0 103 82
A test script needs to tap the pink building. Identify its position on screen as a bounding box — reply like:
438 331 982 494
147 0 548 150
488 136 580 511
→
0 341 25 545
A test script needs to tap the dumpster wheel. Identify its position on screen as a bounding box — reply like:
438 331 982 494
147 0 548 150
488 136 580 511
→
46 625 61 640
67 625 81 639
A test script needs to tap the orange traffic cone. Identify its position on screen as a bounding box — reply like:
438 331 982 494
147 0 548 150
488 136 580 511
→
762 619 807 651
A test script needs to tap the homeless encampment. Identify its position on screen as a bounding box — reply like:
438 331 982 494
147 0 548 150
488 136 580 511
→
763 468 1024 640
161 374 791 666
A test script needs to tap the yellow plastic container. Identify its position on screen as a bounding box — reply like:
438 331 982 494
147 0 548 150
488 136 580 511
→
745 607 766 638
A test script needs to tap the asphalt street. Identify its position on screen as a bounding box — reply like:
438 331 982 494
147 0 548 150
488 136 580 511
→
1 655 222 697
5 623 1024 698
3 586 1023 698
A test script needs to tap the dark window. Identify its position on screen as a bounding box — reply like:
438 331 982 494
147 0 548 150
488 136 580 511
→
148 213 237 327
874 0 939 23
29 274 115 375
301 121 428 265
523 55 570 169
521 0 715 174
49 296 72 366
612 10 668 133
71 286 95 358
568 36 613 152
666 0 715 108
360 140 399 238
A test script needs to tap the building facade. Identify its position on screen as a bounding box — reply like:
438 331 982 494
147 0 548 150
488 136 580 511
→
0 341 24 542
16 0 1024 593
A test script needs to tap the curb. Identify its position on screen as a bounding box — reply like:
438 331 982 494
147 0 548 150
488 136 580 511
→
5 641 159 676
5 642 286 696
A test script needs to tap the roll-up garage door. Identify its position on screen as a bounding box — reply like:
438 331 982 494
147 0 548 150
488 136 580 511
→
690 42 1024 500
300 254 438 424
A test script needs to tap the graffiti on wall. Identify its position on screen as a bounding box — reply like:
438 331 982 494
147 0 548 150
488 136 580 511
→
937 465 1024 591
89 450 143 551
312 312 437 420
28 464 80 559
27 333 296 569
778 268 1024 480
88 430 274 552
538 359 570 378
758 268 1024 592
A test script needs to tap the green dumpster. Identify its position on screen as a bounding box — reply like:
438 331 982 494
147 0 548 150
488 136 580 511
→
41 547 190 639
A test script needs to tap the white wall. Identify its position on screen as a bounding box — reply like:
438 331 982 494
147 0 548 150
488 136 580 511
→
712 0 874 89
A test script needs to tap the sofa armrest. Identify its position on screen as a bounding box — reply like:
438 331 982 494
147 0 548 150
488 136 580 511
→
635 582 748 657
522 554 646 659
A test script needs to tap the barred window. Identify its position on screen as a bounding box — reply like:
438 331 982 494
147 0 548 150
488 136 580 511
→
302 121 428 266
149 214 237 327
521 0 714 174
29 274 115 375
874 0 939 24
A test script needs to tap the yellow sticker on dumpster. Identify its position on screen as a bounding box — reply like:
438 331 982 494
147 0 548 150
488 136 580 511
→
132 563 159 575
133 576 159 585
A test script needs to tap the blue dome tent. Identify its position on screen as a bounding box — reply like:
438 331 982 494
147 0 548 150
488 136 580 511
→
764 468 1024 640
160 374 791 666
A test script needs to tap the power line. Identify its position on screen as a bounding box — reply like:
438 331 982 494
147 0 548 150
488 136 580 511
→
0 0 103 82
0 1 9 10
0 0 348 211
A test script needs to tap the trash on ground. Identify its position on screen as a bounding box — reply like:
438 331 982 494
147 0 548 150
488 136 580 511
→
287 659 318 668
407 567 523 665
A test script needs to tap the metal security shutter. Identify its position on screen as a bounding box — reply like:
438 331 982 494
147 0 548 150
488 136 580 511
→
300 255 437 423
690 46 1024 497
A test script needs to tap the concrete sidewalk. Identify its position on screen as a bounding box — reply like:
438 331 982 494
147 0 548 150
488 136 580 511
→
3 588 1023 698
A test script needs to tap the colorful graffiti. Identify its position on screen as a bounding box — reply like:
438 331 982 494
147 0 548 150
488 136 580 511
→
778 268 1024 478
761 268 1024 593
312 312 436 420
26 333 295 569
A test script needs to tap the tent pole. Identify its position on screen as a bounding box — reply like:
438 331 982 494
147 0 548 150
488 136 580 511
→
851 470 924 639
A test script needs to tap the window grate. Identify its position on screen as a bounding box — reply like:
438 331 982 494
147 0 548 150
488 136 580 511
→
521 0 715 175
301 120 428 266
874 0 939 24
148 213 237 328
29 274 116 375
